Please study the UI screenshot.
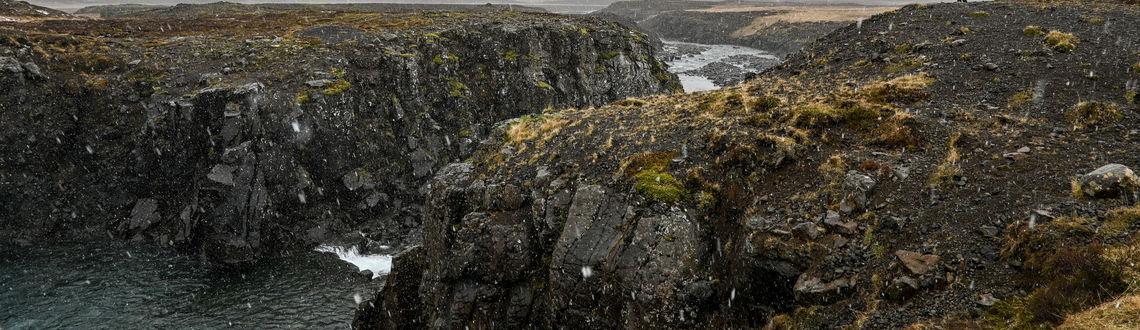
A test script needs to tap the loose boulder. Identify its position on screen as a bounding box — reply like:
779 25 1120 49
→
1076 164 1139 198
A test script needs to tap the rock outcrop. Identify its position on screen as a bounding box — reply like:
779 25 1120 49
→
359 1 1140 328
0 9 680 267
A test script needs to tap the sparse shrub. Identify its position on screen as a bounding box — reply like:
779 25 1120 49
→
750 96 781 112
1102 205 1140 236
1132 62 1140 74
1044 30 1079 52
1126 91 1138 105
969 11 990 18
1066 101 1121 129
874 112 920 148
1007 89 1036 109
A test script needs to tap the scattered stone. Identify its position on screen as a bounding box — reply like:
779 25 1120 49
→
841 171 876 213
896 250 940 275
792 222 821 240
207 164 236 186
306 79 330 88
983 62 999 71
885 276 920 301
823 210 858 235
1017 146 1031 153
1003 152 1028 161
950 39 967 46
1077 164 1139 198
977 293 1000 307
978 225 1000 238
128 198 160 231
794 273 857 303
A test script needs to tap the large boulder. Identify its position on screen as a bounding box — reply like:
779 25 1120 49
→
1076 164 1139 198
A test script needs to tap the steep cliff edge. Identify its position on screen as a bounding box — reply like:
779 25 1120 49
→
0 9 681 267
361 1 1140 328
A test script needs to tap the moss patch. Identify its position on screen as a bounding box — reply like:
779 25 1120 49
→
633 169 686 203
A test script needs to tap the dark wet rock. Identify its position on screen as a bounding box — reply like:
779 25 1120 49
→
896 250 940 275
0 12 680 268
126 198 160 231
1076 164 1139 198
355 246 426 330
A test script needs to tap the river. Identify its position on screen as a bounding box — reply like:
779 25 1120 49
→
662 40 781 92
0 241 388 329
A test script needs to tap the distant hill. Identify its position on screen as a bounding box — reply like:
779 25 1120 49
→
1 0 70 17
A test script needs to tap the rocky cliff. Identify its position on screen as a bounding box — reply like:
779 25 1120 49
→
359 1 1140 328
0 8 681 267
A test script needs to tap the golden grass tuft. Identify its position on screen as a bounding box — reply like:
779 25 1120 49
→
862 72 935 104
927 132 960 187
1007 89 1036 109
1044 30 1079 52
1059 295 1140 330
1022 25 1044 37
506 114 570 145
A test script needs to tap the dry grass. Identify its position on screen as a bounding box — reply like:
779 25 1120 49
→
1007 89 1037 110
1060 295 1140 329
698 5 894 38
927 132 961 187
1066 101 1121 129
1044 30 1079 52
506 114 570 145
1023 25 1045 37
862 73 935 104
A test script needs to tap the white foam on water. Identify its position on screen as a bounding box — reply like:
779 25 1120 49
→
314 245 392 279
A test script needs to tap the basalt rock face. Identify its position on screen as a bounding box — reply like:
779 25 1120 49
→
0 11 680 267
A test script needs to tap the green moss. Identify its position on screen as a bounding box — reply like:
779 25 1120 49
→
295 91 311 104
633 169 685 203
322 79 352 96
1132 62 1140 74
503 50 519 61
893 43 914 55
1126 91 1138 105
1023 25 1044 37
969 11 990 18
600 51 621 60
535 80 554 90
432 54 444 64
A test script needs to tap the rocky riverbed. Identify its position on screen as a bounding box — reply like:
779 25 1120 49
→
661 40 781 92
